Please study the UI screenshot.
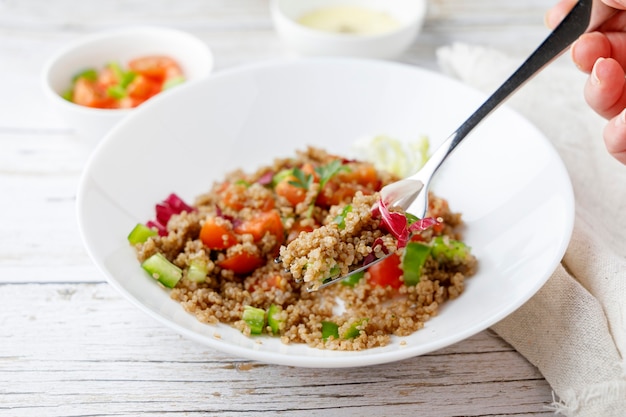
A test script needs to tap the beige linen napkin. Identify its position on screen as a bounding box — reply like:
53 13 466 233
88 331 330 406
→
437 43 626 416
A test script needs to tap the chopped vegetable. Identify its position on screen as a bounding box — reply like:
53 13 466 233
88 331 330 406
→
431 236 471 261
333 204 352 230
373 197 439 249
141 253 182 288
367 253 403 289
200 217 237 249
127 223 157 245
341 270 364 287
267 304 284 335
321 321 340 341
72 68 98 83
187 259 209 283
374 197 411 248
342 319 368 339
402 242 431 286
242 305 266 335
146 193 194 236
163 75 186 90
218 251 264 275
234 210 284 242
275 175 307 206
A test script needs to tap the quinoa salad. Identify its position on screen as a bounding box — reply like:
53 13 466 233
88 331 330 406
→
127 147 477 351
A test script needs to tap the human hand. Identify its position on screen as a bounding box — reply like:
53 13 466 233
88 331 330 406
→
547 0 626 164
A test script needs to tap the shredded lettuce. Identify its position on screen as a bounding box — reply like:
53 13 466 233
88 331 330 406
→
351 134 429 178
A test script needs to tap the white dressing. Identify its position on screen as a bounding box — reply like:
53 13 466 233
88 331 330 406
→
297 6 401 36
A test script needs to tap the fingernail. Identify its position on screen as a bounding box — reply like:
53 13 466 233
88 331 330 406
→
570 39 582 69
544 10 554 28
591 57 605 86
617 108 626 126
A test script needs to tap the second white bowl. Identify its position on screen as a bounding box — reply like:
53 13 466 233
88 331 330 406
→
270 0 427 59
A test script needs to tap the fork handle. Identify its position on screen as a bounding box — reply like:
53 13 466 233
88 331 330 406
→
417 0 595 181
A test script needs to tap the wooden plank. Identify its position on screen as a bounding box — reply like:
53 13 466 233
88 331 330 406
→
0 283 553 417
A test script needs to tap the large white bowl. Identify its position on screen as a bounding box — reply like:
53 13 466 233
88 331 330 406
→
77 58 574 368
42 26 214 146
271 0 427 59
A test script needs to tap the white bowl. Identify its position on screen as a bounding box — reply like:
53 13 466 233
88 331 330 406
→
270 0 427 59
42 26 214 146
77 58 574 368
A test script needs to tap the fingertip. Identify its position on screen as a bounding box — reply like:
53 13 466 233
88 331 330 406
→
571 32 612 73
584 57 626 118
545 0 577 29
604 109 626 165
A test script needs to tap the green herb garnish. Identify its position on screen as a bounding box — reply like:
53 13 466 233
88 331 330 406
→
316 159 349 189
288 167 313 190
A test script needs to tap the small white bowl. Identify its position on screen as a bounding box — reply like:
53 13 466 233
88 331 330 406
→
42 26 214 146
270 0 427 59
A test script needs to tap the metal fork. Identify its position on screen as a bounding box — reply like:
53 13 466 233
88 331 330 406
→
316 0 598 291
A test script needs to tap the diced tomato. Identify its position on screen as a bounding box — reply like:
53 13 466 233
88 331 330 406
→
432 222 445 234
220 183 247 210
248 274 286 292
126 74 162 101
275 176 307 206
234 210 284 242
340 163 379 188
200 218 237 249
287 222 315 244
316 182 363 207
96 67 119 88
116 96 144 109
128 55 183 83
410 234 425 242
72 78 116 109
367 254 403 289
219 251 264 275
315 162 380 207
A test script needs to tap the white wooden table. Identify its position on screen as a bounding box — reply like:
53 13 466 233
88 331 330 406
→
1 1 562 415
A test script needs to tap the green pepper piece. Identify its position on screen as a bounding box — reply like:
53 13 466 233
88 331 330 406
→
72 68 98 83
61 89 74 102
267 304 284 335
128 223 157 245
342 319 368 339
163 75 186 90
321 321 339 341
106 85 127 99
431 236 470 261
119 71 136 89
402 242 431 286
340 270 364 287
242 305 266 335
107 61 125 81
141 253 182 288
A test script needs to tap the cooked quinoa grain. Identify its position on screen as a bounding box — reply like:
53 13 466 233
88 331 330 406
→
130 147 477 350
